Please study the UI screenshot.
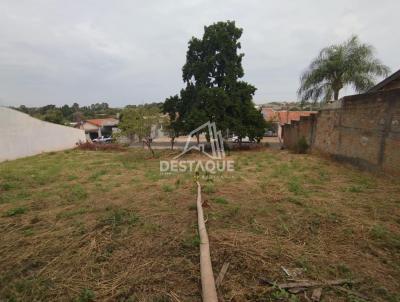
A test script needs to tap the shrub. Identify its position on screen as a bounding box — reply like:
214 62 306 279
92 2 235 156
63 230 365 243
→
295 136 309 154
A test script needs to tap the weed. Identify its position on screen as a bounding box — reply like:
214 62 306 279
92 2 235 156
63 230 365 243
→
308 215 321 234
67 185 88 202
203 183 216 194
142 222 161 234
100 209 139 229
271 163 291 178
88 169 107 181
76 288 95 302
145 170 162 181
22 228 34 236
370 224 387 240
213 196 228 205
287 196 304 206
327 212 342 224
67 175 78 181
369 224 400 250
0 183 14 191
188 204 197 211
271 286 300 302
288 177 306 195
57 208 87 219
222 205 240 219
4 206 27 217
337 263 352 277
151 294 171 302
162 184 174 192
347 185 364 193
182 234 200 248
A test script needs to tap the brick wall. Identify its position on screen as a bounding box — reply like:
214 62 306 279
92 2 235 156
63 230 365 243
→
282 88 400 173
282 115 316 149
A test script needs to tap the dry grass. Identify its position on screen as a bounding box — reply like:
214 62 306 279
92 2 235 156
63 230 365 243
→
0 147 399 301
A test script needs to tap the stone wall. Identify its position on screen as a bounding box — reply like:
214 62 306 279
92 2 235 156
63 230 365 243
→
282 88 400 173
0 107 86 162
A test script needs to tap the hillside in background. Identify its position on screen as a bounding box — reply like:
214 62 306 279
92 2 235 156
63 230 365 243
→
11 102 163 125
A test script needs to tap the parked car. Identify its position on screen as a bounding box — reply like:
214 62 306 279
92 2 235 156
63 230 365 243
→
264 130 275 137
93 136 113 143
229 135 254 143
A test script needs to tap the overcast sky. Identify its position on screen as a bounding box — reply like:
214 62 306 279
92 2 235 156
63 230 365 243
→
0 0 398 107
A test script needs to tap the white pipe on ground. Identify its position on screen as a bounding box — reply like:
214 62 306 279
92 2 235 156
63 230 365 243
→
196 181 218 302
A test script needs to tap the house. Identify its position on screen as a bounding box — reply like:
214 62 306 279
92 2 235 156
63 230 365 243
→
262 107 317 139
76 118 119 140
368 69 400 92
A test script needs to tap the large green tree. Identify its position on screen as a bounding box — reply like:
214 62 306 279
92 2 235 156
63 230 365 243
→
298 35 390 102
163 21 266 142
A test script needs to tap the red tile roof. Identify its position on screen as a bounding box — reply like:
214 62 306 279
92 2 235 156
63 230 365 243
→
262 108 316 125
86 118 118 127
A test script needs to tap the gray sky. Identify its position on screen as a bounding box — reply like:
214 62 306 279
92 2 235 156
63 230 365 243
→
0 0 398 107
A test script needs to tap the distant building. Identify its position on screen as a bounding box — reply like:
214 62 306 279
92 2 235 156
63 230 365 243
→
262 107 317 139
76 118 119 140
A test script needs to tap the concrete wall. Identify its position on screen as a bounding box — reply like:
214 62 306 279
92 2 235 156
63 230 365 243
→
282 88 400 173
0 107 86 162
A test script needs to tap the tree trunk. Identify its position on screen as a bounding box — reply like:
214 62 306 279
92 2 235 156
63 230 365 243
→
334 89 340 101
196 133 200 145
144 138 155 157
171 137 175 150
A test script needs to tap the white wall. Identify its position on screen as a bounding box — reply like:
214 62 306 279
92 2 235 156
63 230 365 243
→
0 107 86 162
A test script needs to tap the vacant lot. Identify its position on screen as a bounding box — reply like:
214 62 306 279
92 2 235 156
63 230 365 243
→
0 147 399 301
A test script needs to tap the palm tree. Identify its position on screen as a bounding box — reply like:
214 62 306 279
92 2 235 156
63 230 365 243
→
298 35 390 103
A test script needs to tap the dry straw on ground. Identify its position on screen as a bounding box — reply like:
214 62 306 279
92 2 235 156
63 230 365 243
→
0 147 399 301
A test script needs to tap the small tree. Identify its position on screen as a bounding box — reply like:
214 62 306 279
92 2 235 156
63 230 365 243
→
163 120 178 150
119 106 160 157
163 95 183 149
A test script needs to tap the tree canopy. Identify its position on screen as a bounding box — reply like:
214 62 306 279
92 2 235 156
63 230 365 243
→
298 35 390 103
163 21 266 142
118 106 161 156
14 102 121 125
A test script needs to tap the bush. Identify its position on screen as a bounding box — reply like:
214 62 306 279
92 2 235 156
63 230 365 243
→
295 136 309 154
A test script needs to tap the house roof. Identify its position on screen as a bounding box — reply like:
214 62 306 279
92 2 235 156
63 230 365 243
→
85 118 118 127
262 107 316 125
277 111 315 125
368 69 400 93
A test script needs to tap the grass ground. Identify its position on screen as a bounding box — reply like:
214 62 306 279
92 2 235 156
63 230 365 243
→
0 147 399 301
